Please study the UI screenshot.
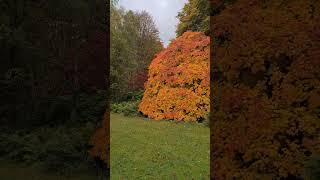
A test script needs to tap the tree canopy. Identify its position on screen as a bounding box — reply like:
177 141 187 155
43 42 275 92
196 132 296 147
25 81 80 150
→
139 32 210 122
211 0 320 178
110 3 163 102
176 0 211 36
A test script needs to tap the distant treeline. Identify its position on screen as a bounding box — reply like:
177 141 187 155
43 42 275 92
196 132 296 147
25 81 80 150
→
110 1 163 102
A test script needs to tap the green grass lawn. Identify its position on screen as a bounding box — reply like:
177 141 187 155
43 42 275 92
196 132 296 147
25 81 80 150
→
111 113 210 179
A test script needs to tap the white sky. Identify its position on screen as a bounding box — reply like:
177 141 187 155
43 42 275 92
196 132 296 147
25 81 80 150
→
118 0 188 47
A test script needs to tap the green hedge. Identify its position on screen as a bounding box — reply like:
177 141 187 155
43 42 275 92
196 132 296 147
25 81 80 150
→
111 101 140 116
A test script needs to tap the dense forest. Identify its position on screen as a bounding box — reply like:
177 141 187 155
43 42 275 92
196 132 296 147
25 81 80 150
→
0 0 108 179
110 1 163 103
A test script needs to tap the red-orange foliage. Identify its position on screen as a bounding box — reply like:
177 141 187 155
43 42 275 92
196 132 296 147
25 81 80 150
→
139 32 210 121
128 71 148 91
66 31 107 94
72 31 109 169
211 0 320 179
89 110 109 167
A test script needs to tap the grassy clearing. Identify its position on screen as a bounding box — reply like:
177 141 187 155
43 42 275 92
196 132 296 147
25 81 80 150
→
111 113 210 179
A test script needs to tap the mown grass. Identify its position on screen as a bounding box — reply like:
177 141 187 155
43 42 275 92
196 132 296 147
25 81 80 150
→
111 113 210 179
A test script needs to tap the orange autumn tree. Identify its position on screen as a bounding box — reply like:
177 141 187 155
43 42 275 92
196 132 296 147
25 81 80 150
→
139 32 210 121
211 0 320 179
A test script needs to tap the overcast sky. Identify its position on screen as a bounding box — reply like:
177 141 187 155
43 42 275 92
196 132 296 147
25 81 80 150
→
118 0 188 47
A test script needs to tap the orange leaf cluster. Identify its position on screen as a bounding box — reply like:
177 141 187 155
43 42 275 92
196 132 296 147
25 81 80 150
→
89 110 109 168
211 0 320 179
139 32 210 121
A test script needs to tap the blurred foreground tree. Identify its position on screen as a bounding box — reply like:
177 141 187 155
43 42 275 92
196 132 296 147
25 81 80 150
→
0 0 109 177
211 0 320 179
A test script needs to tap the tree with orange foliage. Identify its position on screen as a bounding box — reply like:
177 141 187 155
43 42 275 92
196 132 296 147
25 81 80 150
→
139 32 210 122
211 0 320 179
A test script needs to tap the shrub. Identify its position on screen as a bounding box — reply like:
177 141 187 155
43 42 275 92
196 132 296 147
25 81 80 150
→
304 155 320 179
88 111 109 169
78 90 108 123
111 101 140 116
125 91 144 101
203 112 211 127
139 32 210 122
0 122 96 172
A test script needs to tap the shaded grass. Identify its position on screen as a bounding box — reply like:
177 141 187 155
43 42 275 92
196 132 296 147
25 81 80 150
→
111 113 209 179
0 160 97 180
